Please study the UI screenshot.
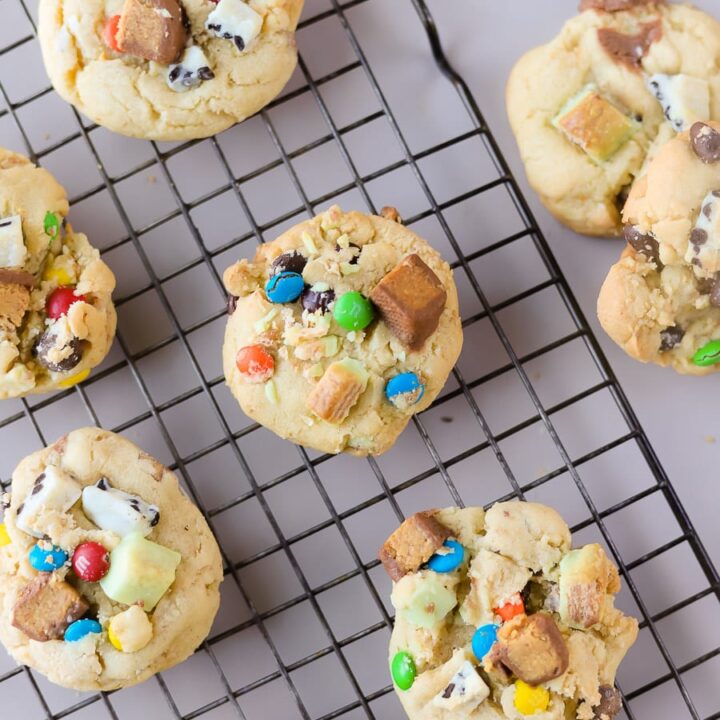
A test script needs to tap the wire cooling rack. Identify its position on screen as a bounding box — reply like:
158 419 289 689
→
0 0 718 718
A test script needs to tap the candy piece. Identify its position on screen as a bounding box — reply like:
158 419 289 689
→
580 0 662 10
43 264 73 286
103 15 122 52
58 368 90 388
385 372 424 410
693 339 720 366
270 250 307 277
82 477 160 538
64 618 102 642
472 624 500 661
46 286 86 319
306 358 368 424
72 542 111 582
35 329 83 373
29 542 68 572
596 21 662 71
624 225 661 266
0 281 30 326
685 190 720 274
206 0 263 52
432 660 490 712
100 532 181 611
427 539 465 573
0 268 34 287
514 680 550 715
43 211 61 239
495 592 525 623
495 613 569 685
0 523 10 547
167 46 214 92
235 344 275 383
690 122 720 163
333 291 374 331
16 466 82 538
108 605 153 652
392 571 457 628
659 325 684 352
379 511 451 581
11 574 88 641
592 685 623 719
647 74 709 133
552 85 639 163
391 651 416 691
265 271 304 304
0 215 26 267
116 0 186 64
370 254 446 349
301 284 335 314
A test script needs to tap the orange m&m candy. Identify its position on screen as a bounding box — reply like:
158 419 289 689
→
236 345 274 383
494 592 525 623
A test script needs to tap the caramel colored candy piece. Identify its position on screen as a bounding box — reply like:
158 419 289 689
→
597 21 662 72
370 254 446 350
11 574 89 641
116 0 186 64
379 511 452 581
306 358 368 424
0 268 34 287
0 282 30 326
496 613 569 685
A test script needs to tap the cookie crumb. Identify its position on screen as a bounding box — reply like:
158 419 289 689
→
704 435 716 444
147 174 157 184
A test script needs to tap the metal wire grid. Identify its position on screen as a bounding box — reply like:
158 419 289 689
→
0 0 716 718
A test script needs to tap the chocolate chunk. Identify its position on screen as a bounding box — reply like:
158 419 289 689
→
659 325 684 351
0 282 30 326
301 285 335 314
580 0 663 10
116 0 186 64
380 206 403 224
0 268 34 287
227 294 238 315
270 251 307 277
495 613 569 685
597 21 662 71
335 242 361 264
378 511 452 581
624 225 661 266
34 330 83 373
370 254 447 350
11 574 89 642
690 122 720 164
593 685 623 719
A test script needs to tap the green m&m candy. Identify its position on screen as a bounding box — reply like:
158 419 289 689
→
44 211 60 239
692 339 720 367
333 291 374 331
391 650 416 691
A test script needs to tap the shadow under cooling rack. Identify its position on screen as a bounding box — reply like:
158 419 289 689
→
0 0 718 719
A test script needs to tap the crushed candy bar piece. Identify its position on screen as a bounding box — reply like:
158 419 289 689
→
11 574 88 641
0 268 34 287
370 254 447 350
116 0 186 64
167 46 214 92
432 659 490 712
0 215 26 268
495 612 569 685
306 358 368 424
378 511 452 581
596 21 662 71
82 477 160 538
0 282 30 326
206 0 262 52
16 466 82 538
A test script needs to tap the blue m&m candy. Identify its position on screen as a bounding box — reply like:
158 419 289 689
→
64 619 102 642
427 540 465 573
28 543 68 572
385 373 425 409
472 624 500 661
265 271 304 304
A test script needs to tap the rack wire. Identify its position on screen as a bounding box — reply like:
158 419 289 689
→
0 0 718 718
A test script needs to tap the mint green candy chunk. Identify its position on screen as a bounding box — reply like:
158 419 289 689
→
333 291 374 331
693 339 720 367
391 651 416 691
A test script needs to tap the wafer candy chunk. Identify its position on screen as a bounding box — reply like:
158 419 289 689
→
116 0 186 64
306 358 368 423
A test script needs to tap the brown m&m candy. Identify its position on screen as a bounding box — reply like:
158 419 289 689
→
116 0 187 65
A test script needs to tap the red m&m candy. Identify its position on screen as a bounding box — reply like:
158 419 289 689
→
46 287 87 319
72 542 110 582
104 15 122 52
236 344 274 383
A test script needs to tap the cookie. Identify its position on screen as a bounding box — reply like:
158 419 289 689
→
38 0 304 141
0 428 223 691
222 205 463 456
506 0 720 237
381 502 638 720
598 121 720 373
0 148 116 399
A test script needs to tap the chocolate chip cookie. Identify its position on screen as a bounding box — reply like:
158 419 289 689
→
507 0 720 236
381 502 638 720
222 205 463 456
0 148 116 398
0 428 223 691
38 0 304 140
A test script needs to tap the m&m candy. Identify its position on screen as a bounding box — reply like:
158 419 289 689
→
0 523 10 547
236 344 274 383
46 287 86 319
333 291 374 331
427 540 465 573
494 592 525 623
693 339 720 367
265 271 304 303
28 542 68 572
391 650 416 691
43 211 61 239
385 372 424 409
472 624 499 661
72 542 111 582
58 368 91 389
103 15 122 52
514 680 550 714
64 619 102 642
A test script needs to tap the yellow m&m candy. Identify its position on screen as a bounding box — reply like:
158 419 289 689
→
0 523 10 547
58 368 90 389
514 680 550 715
42 265 73 286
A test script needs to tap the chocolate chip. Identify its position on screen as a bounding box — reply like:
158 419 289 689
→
150 511 160 527
234 36 245 52
697 276 716 295
34 331 83 373
690 228 708 247
97 477 110 491
197 67 214 81
336 242 361 265
592 685 623 719
690 122 720 164
441 683 455 699
624 225 661 266
703 203 714 220
227 294 238 315
659 325 684 351
16 502 24 516
301 285 335 314
168 65 182 83
270 251 307 277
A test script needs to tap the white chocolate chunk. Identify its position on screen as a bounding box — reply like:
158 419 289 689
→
432 660 490 713
82 478 159 537
647 74 709 132
167 46 214 93
109 606 153 653
16 466 82 538
0 216 26 268
685 190 720 274
205 0 262 52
